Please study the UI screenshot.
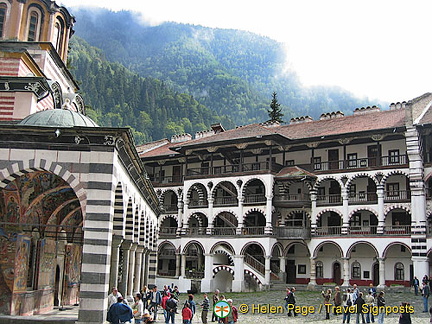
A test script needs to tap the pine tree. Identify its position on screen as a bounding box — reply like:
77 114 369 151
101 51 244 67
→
267 91 284 123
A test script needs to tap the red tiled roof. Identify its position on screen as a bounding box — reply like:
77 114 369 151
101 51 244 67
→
277 109 406 140
140 108 408 159
138 140 178 158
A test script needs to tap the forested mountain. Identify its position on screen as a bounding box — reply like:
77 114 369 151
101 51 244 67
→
68 9 384 139
68 37 234 143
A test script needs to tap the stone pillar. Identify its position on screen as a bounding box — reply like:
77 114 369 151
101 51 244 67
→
147 250 158 287
377 185 385 234
232 255 245 292
180 253 187 278
109 235 123 290
76 185 116 324
175 253 181 277
265 195 273 234
141 250 149 289
308 257 317 289
134 246 145 294
236 197 244 235
342 257 350 287
201 253 214 292
378 257 386 289
264 255 271 288
310 191 317 235
279 256 286 282
177 200 184 237
119 240 132 298
127 243 138 300
12 1 24 39
206 198 214 235
341 188 349 235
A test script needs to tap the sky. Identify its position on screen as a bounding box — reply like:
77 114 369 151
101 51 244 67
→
60 0 432 103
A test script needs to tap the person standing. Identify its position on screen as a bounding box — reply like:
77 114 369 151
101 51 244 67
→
211 289 220 322
286 287 297 317
161 292 170 323
423 283 431 312
412 277 420 296
108 287 123 309
333 286 342 315
399 302 411 324
132 293 144 324
201 293 210 324
107 297 133 324
342 288 353 324
322 288 332 320
354 292 366 323
377 291 385 324
165 294 178 324
182 302 193 324
149 286 162 321
187 294 196 319
364 290 375 323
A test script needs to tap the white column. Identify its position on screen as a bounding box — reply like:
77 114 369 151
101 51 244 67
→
412 256 429 281
237 197 244 235
232 255 245 292
279 256 286 282
377 185 385 234
341 188 349 235
265 195 273 234
127 243 138 300
342 257 350 287
134 246 144 294
109 235 123 289
308 257 317 289
310 191 317 235
206 198 214 235
119 240 132 297
378 257 386 289
180 253 187 278
175 253 181 277
264 255 271 287
201 253 214 292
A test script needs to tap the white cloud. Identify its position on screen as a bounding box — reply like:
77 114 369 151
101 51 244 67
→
60 0 432 102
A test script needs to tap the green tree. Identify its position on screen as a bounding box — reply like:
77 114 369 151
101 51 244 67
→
267 91 284 123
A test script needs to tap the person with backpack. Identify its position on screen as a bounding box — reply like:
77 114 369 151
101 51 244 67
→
165 294 178 324
285 287 297 317
342 288 353 324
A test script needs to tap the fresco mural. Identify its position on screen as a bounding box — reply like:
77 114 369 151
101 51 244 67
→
0 171 83 315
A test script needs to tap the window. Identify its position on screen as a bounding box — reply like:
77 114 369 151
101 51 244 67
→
316 261 323 278
347 153 358 168
389 149 400 164
313 157 322 170
298 264 306 274
27 9 41 41
352 261 361 279
53 19 64 52
348 184 356 198
395 262 404 280
285 160 295 166
350 213 361 227
0 3 7 38
386 183 400 197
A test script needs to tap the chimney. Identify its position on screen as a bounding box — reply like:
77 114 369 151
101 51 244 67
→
319 111 345 120
290 116 314 124
171 133 192 143
353 105 381 115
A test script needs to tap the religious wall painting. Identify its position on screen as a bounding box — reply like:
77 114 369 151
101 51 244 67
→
13 235 30 292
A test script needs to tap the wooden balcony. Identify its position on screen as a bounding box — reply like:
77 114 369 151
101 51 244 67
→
243 194 266 205
316 194 342 206
384 225 411 235
384 190 411 202
272 227 311 239
158 227 177 238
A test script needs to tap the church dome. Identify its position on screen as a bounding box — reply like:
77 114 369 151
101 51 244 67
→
18 109 99 127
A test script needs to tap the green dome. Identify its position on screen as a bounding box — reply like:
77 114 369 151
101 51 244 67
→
18 109 99 127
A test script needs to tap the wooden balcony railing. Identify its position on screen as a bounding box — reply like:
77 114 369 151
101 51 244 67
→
211 227 237 236
158 227 177 237
272 227 311 239
384 225 411 235
161 204 178 213
244 253 265 275
188 200 208 208
349 226 378 235
213 196 238 207
185 227 207 236
243 194 266 204
348 192 378 203
315 226 342 236
186 162 283 178
316 194 342 206
241 227 265 235
384 190 411 201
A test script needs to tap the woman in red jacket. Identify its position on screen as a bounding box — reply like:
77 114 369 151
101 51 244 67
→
182 302 193 324
224 299 238 324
